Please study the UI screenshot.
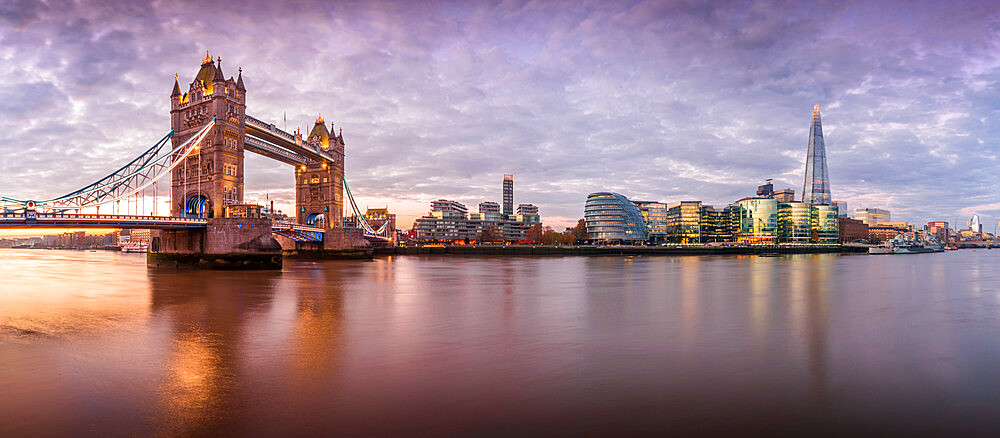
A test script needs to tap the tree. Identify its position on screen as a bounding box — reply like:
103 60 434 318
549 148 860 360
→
477 225 502 243
559 230 576 245
525 223 543 243
541 226 556 244
572 219 588 242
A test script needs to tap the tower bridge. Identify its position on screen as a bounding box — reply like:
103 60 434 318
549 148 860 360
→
0 52 390 268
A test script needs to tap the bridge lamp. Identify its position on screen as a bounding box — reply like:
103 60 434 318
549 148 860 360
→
322 162 328 169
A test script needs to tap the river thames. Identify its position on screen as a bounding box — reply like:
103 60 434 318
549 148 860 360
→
1 249 999 436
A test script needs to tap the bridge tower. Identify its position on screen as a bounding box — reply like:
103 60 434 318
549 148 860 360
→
169 51 247 218
296 115 345 228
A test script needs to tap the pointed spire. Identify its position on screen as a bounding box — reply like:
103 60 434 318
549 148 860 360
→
171 73 181 97
812 104 821 122
235 67 245 91
315 113 324 124
213 56 225 82
202 50 213 65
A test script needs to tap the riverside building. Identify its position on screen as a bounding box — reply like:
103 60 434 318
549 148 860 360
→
666 201 703 243
584 192 648 242
778 202 813 243
633 201 668 242
733 198 779 243
414 175 541 243
854 208 890 226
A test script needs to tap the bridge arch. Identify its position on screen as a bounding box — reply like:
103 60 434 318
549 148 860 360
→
185 194 212 218
305 212 327 228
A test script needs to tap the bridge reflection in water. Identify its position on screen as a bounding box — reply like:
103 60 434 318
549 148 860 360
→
3 251 1000 435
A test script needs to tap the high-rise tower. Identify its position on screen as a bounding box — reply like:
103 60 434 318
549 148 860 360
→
802 104 832 205
502 174 514 217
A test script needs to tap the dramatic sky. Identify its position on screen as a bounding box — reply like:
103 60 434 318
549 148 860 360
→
1 0 999 229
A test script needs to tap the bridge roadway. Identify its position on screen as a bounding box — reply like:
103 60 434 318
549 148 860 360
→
0 212 206 229
0 213 325 234
0 212 387 244
243 114 336 165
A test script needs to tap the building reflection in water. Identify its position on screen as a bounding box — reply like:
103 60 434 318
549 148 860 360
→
147 269 283 436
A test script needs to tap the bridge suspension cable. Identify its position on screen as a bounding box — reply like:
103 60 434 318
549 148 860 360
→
343 177 389 237
1 117 217 212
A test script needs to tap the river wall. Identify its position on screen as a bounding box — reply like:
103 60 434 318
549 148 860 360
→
375 244 869 257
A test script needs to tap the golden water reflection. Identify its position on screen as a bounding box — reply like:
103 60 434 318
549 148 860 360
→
2 250 1000 435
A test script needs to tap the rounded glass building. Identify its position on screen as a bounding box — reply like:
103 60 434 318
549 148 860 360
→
584 192 648 242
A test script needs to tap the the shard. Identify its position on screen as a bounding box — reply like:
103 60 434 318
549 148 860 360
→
802 104 832 205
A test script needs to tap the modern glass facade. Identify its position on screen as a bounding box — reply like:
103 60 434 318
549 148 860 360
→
633 201 668 241
584 192 648 242
802 104 832 205
854 208 890 226
811 204 839 243
700 206 732 242
666 201 702 243
735 198 778 243
778 202 812 243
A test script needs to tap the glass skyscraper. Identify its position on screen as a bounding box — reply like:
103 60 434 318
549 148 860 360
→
802 104 832 205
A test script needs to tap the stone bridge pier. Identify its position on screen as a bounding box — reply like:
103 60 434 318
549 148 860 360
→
148 218 283 269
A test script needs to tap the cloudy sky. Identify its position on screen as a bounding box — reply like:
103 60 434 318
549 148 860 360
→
1 0 998 230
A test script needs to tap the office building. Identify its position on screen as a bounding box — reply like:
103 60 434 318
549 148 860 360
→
811 204 840 243
700 205 733 242
833 201 848 218
854 208 890 226
666 201 703 243
633 201 668 241
757 179 774 198
584 192 648 242
802 105 832 205
969 214 982 233
778 202 813 243
774 189 795 203
839 217 869 243
755 179 794 202
733 198 778 243
926 221 950 242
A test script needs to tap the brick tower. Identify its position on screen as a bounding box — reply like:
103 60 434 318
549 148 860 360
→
296 114 345 228
169 51 247 218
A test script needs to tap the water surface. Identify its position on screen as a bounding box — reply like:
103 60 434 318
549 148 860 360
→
2 250 999 436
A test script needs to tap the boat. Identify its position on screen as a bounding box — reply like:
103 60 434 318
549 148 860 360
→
869 235 945 255
121 242 149 253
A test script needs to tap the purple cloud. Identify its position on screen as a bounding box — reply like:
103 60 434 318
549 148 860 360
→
1 0 998 228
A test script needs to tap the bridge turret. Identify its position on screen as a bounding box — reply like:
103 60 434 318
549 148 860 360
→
308 114 330 149
235 67 246 92
170 51 247 219
171 74 181 98
212 57 226 84
170 73 182 111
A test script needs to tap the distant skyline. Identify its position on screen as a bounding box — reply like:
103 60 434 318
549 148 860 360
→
1 0 999 231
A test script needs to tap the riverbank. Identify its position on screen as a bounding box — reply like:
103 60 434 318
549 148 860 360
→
375 244 869 256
